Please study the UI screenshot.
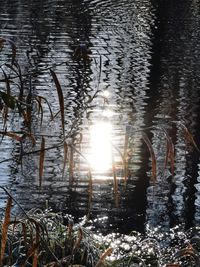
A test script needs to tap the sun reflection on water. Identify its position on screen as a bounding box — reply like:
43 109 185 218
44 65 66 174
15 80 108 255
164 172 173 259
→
88 121 113 172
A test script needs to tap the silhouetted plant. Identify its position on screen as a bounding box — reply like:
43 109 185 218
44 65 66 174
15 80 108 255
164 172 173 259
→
0 193 199 266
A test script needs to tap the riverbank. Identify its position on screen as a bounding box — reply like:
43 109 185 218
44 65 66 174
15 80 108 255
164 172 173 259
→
0 197 199 267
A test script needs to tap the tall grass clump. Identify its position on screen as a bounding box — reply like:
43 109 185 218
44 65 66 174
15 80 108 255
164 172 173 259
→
0 195 200 266
0 196 112 267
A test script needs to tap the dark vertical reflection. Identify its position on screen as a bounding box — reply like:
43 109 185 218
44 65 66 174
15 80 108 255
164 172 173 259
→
146 0 200 230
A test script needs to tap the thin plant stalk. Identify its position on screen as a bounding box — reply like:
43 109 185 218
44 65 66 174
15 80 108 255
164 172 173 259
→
112 154 119 208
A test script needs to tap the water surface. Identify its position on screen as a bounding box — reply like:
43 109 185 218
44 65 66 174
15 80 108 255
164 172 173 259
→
0 0 200 234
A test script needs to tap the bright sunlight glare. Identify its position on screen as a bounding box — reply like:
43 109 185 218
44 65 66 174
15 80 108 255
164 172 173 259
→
88 121 112 172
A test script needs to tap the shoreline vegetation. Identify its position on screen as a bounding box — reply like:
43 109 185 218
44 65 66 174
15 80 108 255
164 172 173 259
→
0 195 200 267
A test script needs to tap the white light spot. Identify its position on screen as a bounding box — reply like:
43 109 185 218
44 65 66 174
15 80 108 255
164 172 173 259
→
88 121 112 172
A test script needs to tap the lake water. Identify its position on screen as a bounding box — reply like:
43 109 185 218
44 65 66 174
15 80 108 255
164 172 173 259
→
0 0 200 234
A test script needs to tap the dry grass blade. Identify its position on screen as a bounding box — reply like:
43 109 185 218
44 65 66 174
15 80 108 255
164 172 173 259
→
0 197 12 266
123 130 129 188
180 123 200 152
5 61 24 100
95 247 113 267
2 70 11 95
173 246 200 267
50 110 60 121
39 136 45 187
142 132 157 183
50 70 65 135
0 131 22 142
72 228 83 253
10 220 27 244
28 218 42 243
28 218 41 267
32 249 38 267
163 130 175 176
35 96 44 125
36 95 54 121
21 110 31 127
24 242 39 265
67 219 74 240
87 170 93 219
7 39 16 65
112 156 119 208
22 132 36 146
